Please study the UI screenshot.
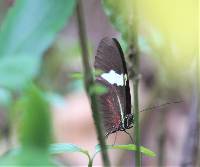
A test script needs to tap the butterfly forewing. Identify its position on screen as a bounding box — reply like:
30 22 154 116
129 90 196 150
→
94 37 131 135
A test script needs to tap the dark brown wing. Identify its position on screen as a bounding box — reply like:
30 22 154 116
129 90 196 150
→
94 37 131 133
96 77 123 133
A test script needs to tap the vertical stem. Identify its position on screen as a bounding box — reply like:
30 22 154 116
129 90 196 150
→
133 77 141 167
128 0 141 167
128 0 141 165
76 1 110 166
196 28 200 166
192 37 200 166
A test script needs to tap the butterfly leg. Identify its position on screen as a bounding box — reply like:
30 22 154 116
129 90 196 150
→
105 126 118 137
124 130 134 143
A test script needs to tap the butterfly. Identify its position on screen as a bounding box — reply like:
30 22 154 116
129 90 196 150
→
94 37 134 139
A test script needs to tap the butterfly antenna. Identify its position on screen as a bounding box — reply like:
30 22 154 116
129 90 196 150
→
124 130 134 143
140 100 183 112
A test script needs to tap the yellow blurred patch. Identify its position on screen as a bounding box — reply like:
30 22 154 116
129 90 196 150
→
138 0 198 88
103 0 198 89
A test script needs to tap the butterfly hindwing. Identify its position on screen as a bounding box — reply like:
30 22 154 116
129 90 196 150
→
94 37 131 135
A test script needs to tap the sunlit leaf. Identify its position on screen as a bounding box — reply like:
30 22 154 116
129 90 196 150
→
102 0 198 89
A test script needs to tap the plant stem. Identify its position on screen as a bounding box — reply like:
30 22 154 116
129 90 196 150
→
196 40 200 167
128 40 141 167
86 152 92 167
128 0 141 165
133 78 141 167
76 1 110 166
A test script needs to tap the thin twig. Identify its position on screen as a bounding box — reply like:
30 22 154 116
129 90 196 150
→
76 1 110 166
140 100 183 112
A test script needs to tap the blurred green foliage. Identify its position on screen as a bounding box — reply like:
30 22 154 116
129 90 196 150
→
50 143 156 166
0 0 77 90
102 0 137 43
38 39 94 94
0 55 40 90
0 88 11 107
0 0 77 165
0 84 53 165
19 84 52 151
89 83 108 95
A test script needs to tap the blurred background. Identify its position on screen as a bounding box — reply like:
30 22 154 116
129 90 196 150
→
0 0 199 166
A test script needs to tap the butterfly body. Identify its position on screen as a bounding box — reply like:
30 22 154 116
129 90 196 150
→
94 37 134 138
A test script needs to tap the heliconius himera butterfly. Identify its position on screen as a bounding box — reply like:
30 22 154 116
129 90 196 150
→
94 37 134 139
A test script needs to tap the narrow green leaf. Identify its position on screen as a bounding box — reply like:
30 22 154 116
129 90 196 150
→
95 144 156 157
112 144 156 157
49 143 88 155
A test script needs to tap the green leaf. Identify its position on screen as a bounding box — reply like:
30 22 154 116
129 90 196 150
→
94 69 104 77
49 143 88 155
89 83 108 95
19 84 52 151
0 0 77 57
0 55 40 90
95 144 156 157
112 144 156 157
70 72 84 80
0 0 77 90
70 70 104 80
